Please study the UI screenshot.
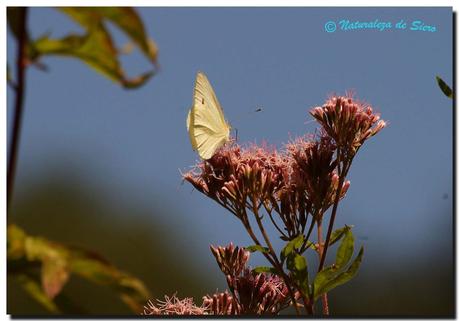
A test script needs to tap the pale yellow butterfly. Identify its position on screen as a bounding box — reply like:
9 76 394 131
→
186 72 231 159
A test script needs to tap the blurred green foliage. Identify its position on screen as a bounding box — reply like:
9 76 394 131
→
7 7 161 315
8 224 151 314
7 7 158 88
7 169 215 315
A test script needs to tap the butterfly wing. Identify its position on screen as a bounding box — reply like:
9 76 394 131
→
187 72 230 159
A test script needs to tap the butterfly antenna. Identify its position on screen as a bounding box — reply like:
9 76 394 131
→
230 107 261 141
233 107 263 123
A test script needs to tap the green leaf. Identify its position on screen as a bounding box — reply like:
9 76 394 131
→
58 7 158 64
281 234 304 262
252 266 277 274
41 255 70 299
24 236 71 299
288 254 310 298
294 254 307 271
329 225 353 246
335 228 354 269
436 76 453 99
116 275 152 313
7 224 151 314
313 247 364 300
245 245 269 254
7 224 27 259
16 274 61 314
68 250 120 285
69 247 151 313
33 24 153 89
302 240 317 251
312 265 339 298
9 7 158 89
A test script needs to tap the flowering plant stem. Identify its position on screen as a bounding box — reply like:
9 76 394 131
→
318 150 355 272
242 202 304 315
317 219 329 315
316 149 358 316
183 93 386 316
8 7 28 218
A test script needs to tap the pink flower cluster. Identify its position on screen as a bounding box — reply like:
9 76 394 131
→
144 94 386 316
184 144 288 223
310 94 386 155
143 244 289 315
210 243 290 315
142 295 206 315
184 94 384 239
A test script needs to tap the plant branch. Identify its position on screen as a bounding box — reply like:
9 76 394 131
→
300 210 318 254
251 196 280 267
243 201 302 315
317 219 329 315
318 151 354 271
8 7 28 217
264 205 288 239
318 182 343 271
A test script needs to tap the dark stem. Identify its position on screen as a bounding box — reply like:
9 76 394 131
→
300 209 319 254
298 290 314 315
316 150 356 314
318 152 354 271
253 198 315 315
317 219 329 315
8 7 28 217
251 197 280 266
264 206 288 239
318 178 344 271
244 200 303 315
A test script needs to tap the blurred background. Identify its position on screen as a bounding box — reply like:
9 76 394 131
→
7 7 453 316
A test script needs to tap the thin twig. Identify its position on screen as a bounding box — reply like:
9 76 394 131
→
244 198 303 315
317 219 329 315
318 179 344 271
264 205 288 239
316 149 356 314
300 211 318 254
7 7 28 216
318 153 354 271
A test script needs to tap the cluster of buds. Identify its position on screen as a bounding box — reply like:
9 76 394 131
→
210 242 250 282
202 290 238 315
310 93 386 156
287 134 350 219
184 94 384 239
184 144 288 222
233 268 290 314
209 243 290 315
143 244 290 315
184 139 349 239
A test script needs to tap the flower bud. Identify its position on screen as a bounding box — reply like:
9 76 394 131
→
210 243 250 278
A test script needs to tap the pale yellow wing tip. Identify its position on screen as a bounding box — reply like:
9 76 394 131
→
196 71 209 85
186 109 191 131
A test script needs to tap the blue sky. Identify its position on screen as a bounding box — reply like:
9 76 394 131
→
8 7 453 308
